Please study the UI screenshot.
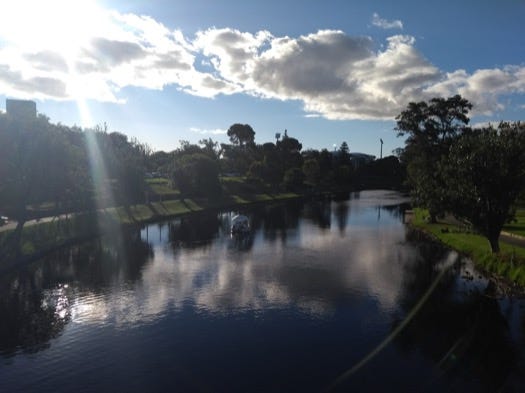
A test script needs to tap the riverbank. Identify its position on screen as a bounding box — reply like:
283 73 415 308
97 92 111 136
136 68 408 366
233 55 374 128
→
408 208 525 289
0 192 302 270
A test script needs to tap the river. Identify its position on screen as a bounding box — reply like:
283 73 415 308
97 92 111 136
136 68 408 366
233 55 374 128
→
1 190 524 392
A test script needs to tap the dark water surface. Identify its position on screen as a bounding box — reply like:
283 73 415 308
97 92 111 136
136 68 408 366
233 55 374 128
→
1 190 525 392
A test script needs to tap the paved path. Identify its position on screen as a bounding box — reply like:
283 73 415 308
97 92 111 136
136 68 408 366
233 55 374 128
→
500 231 525 248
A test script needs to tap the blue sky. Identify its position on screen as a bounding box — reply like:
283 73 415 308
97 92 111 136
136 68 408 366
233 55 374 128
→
0 0 524 156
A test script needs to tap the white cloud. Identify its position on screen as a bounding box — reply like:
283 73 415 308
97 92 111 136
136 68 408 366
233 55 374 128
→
424 66 525 115
371 12 403 30
190 127 227 135
0 5 524 121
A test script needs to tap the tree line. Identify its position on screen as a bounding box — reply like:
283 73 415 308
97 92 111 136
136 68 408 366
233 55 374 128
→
153 125 403 197
0 115 150 231
2 95 523 253
396 95 525 253
0 113 402 230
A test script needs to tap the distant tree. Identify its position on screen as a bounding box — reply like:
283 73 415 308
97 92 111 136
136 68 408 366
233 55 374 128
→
104 131 147 205
198 138 220 160
442 123 525 253
283 167 304 190
301 149 320 162
318 149 333 177
178 140 204 155
277 132 303 172
227 123 255 147
172 153 221 197
220 143 254 175
247 160 265 182
355 155 405 189
395 95 472 222
147 150 174 174
336 141 351 166
302 159 321 186
277 134 302 153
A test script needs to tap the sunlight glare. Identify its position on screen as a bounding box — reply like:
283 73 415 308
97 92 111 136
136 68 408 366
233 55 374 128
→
76 99 94 129
0 0 106 54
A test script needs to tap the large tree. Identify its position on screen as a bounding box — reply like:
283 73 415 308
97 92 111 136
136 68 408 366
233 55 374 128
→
442 122 525 253
227 123 255 147
395 95 472 221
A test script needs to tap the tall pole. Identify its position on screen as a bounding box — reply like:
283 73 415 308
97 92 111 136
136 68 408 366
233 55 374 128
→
380 138 383 159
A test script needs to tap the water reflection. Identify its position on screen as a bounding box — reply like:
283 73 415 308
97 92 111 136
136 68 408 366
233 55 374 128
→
167 212 224 249
386 236 521 392
303 199 332 229
1 191 524 392
0 230 151 356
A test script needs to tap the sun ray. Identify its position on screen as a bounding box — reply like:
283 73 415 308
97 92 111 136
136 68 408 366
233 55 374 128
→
77 99 120 241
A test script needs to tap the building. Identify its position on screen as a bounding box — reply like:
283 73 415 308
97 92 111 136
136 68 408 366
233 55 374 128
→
6 98 37 119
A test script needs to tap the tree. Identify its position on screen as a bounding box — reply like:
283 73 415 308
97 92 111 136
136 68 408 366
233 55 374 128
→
172 153 221 197
283 167 304 190
0 114 66 223
198 138 220 160
395 95 472 221
442 123 525 253
336 141 351 167
227 123 255 147
277 132 303 173
302 159 321 186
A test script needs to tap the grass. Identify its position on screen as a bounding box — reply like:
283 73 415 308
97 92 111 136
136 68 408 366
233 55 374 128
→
146 178 181 198
0 214 99 265
145 177 169 184
411 208 525 286
0 173 304 267
219 176 245 183
503 208 525 237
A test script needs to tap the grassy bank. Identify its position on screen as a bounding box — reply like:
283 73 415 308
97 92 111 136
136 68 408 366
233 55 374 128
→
410 208 525 287
0 191 301 268
107 192 300 225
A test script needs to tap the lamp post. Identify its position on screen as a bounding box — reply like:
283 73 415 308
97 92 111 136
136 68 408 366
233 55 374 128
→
380 138 383 159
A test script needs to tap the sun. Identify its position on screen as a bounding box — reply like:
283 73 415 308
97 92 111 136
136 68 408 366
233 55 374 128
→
0 0 106 56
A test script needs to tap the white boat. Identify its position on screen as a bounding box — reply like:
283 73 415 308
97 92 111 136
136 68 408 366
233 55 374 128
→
231 214 250 234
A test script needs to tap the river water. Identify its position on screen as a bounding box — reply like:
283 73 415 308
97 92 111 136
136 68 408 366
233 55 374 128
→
1 190 524 392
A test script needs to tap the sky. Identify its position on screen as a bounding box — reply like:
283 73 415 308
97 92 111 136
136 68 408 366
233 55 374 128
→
0 0 524 156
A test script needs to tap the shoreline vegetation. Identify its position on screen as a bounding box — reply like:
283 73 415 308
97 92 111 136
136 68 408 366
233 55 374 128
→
5 187 525 292
0 185 305 272
2 95 525 292
409 208 525 292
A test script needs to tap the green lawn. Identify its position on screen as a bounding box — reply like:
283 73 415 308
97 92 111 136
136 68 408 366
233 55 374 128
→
145 177 169 184
1 175 303 266
411 208 525 286
146 178 181 198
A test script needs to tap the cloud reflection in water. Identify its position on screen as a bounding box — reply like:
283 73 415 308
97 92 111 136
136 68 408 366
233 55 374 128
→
70 192 421 327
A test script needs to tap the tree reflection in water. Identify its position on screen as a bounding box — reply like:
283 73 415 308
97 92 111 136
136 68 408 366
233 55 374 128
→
303 198 332 230
393 239 520 392
334 201 349 234
0 229 152 357
258 201 302 243
167 211 222 249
